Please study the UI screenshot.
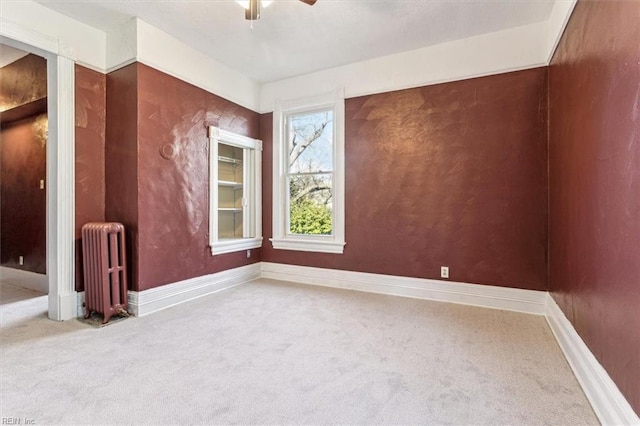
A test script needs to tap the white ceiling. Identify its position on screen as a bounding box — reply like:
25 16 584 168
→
34 0 556 83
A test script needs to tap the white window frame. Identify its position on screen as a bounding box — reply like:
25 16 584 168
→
208 126 262 255
271 90 346 254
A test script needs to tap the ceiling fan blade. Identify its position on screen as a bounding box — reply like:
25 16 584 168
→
298 0 317 5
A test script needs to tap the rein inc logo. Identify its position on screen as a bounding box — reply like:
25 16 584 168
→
1 419 35 425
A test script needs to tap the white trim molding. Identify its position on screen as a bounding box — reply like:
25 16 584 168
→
210 237 263 256
47 54 77 321
0 267 48 294
545 295 640 426
269 238 345 254
0 1 105 70
261 262 547 315
271 90 346 254
127 263 261 316
1 17 77 321
0 18 59 56
208 126 263 256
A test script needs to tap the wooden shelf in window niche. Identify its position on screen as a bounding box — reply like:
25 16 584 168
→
218 155 243 165
208 126 263 255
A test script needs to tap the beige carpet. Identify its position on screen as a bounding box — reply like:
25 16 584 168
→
1 278 598 425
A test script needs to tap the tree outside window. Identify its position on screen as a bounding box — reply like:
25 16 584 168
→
271 91 345 254
287 109 334 235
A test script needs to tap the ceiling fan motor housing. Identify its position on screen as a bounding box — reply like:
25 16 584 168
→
246 0 260 20
245 0 316 20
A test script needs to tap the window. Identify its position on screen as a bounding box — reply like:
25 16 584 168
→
271 91 345 254
208 126 262 255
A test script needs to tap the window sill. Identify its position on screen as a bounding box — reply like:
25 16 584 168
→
270 238 345 254
210 237 263 255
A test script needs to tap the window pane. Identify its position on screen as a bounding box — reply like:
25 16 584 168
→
289 174 332 235
288 109 333 174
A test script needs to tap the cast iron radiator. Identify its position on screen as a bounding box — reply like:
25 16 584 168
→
81 222 129 324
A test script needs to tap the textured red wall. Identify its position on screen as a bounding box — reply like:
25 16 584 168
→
549 0 640 414
0 54 47 111
0 115 47 273
107 63 262 291
262 68 548 290
105 64 139 288
0 54 47 274
74 65 106 291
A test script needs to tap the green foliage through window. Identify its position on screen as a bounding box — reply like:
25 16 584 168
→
290 198 332 235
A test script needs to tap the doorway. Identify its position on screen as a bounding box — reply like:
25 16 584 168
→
0 44 48 296
1 25 77 321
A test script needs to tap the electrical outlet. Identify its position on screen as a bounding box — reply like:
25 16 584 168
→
40 179 45 189
19 256 24 266
441 266 449 279
246 250 251 258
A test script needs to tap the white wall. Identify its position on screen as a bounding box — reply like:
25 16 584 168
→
106 18 137 73
0 0 106 70
104 18 261 111
1 0 576 115
1 1 261 111
258 1 577 113
545 0 578 63
259 21 549 113
135 20 260 112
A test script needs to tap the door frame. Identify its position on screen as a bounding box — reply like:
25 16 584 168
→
1 19 77 321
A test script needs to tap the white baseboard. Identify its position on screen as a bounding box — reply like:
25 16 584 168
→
545 295 640 426
55 291 78 320
77 291 85 317
128 263 261 316
261 262 548 315
0 266 48 294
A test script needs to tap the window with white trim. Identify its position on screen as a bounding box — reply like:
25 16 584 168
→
208 126 262 255
271 92 345 254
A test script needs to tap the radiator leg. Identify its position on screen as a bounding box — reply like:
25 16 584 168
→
115 305 130 317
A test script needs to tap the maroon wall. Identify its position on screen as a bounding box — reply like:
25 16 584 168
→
0 54 47 274
135 64 261 291
104 63 262 292
0 54 47 110
0 115 47 273
105 64 139 289
548 0 640 414
262 68 549 290
74 64 106 291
